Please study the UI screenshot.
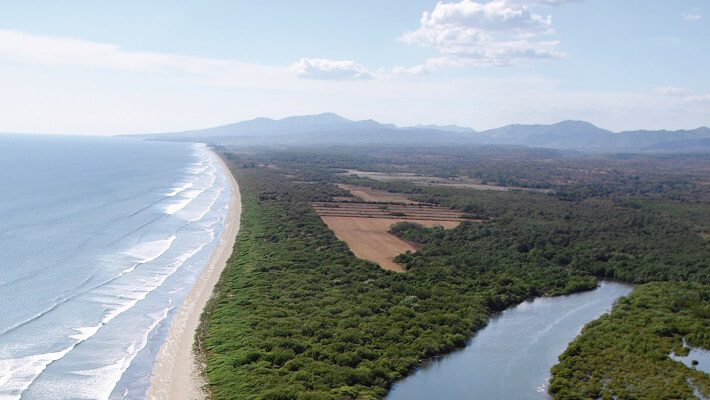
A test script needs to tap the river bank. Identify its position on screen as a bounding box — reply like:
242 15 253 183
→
146 150 241 400
386 281 633 400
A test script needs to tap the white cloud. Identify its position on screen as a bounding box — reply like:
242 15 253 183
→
508 0 584 6
397 0 571 72
291 58 374 80
653 86 710 104
403 0 553 38
0 29 373 83
653 86 692 96
0 29 219 73
0 28 706 135
0 29 296 90
682 9 702 21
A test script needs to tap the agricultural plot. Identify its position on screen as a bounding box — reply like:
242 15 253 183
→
341 169 553 193
335 183 419 203
311 201 466 271
310 201 465 222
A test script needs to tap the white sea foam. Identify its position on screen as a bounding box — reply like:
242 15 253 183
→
163 198 192 215
120 264 138 275
183 188 204 201
179 156 226 222
162 186 208 215
184 187 224 222
188 165 209 175
164 182 193 197
68 307 171 400
99 237 211 330
0 239 204 400
0 338 88 399
172 237 211 268
0 137 232 400
125 235 176 264
69 324 102 341
63 241 208 396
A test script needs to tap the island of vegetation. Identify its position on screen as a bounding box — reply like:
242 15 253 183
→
199 145 709 399
550 281 709 399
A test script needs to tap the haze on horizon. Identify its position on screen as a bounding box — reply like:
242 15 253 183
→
0 0 708 135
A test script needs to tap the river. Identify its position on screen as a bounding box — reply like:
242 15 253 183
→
387 281 633 400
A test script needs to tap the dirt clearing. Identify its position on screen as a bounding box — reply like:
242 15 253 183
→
320 216 459 272
340 170 552 193
311 202 465 222
336 184 419 203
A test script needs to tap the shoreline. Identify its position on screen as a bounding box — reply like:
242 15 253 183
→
146 149 241 400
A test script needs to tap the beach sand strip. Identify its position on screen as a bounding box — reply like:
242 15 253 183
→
146 150 241 400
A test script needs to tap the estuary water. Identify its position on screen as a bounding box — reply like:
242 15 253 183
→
0 134 231 399
387 281 633 400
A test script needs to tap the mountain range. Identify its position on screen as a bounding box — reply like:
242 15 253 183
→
128 113 710 153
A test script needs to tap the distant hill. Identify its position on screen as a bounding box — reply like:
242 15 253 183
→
480 121 612 149
643 136 710 152
410 124 477 134
125 113 710 153
478 122 710 151
127 113 479 146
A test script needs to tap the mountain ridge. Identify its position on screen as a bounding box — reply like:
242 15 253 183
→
124 113 710 152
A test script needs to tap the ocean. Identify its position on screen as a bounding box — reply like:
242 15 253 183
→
0 134 231 399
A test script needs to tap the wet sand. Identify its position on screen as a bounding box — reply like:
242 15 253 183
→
146 150 241 400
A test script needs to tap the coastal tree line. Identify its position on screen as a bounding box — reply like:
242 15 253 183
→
201 147 709 399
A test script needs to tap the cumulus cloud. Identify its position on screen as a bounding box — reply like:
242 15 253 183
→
291 58 374 80
397 0 576 73
401 0 553 39
508 0 583 5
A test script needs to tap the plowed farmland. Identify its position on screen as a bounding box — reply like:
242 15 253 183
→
311 200 468 271
310 202 465 222
335 184 420 203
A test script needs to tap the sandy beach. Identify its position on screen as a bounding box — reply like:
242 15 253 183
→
146 150 241 400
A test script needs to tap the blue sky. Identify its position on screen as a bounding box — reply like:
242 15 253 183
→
0 0 708 134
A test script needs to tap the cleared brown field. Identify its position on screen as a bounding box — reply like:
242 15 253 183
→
313 200 471 271
340 169 553 193
320 216 459 272
311 202 465 222
336 184 419 203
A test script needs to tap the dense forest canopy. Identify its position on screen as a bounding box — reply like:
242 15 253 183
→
550 282 710 399
203 145 709 399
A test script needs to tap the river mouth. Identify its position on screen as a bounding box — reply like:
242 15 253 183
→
386 281 633 400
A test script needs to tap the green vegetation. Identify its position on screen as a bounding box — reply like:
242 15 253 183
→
201 147 709 399
398 187 708 284
201 164 597 399
630 199 710 234
549 282 710 400
249 146 710 202
202 166 487 399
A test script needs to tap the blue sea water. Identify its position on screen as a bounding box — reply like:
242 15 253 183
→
0 134 231 399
